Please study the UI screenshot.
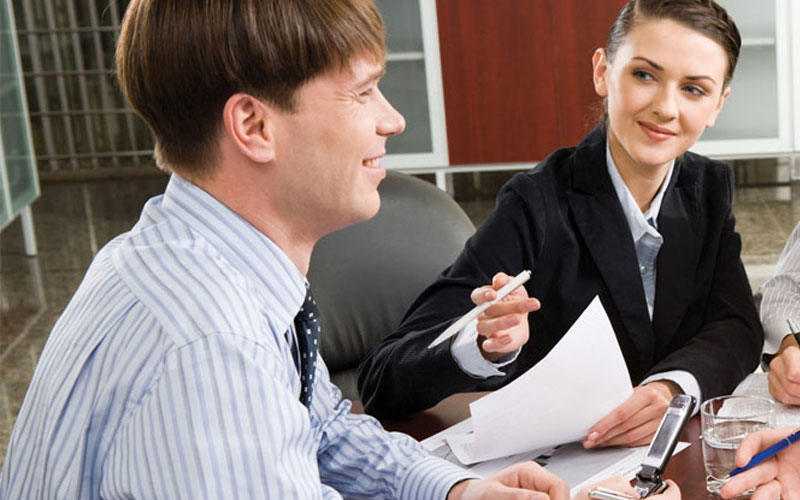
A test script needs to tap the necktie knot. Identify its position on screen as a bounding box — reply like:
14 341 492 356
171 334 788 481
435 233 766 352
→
294 286 320 408
298 289 319 323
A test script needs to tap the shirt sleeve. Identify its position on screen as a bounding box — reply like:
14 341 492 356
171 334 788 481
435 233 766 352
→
450 319 520 378
313 358 472 500
760 222 800 354
640 370 702 416
104 333 472 499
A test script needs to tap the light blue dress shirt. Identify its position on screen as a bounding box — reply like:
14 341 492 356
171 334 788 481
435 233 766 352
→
605 146 671 320
0 175 471 499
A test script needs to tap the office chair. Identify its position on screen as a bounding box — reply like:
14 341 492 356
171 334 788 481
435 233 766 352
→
308 170 475 401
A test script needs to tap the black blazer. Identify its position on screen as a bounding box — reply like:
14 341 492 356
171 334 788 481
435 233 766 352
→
358 126 763 418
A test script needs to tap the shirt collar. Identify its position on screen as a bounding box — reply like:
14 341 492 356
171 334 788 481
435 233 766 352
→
160 174 307 331
606 144 674 242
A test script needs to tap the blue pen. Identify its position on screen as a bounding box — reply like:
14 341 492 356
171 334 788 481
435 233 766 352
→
728 427 800 477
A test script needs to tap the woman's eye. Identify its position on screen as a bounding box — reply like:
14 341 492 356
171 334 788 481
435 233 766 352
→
683 85 706 97
633 70 654 81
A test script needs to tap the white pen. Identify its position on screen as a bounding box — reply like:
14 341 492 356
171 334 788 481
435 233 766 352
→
427 269 532 349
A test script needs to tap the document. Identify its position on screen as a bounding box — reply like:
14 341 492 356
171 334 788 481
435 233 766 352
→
447 296 633 464
422 418 690 495
733 372 800 427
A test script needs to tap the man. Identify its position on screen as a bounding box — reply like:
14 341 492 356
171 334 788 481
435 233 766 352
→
760 221 800 404
0 1 569 498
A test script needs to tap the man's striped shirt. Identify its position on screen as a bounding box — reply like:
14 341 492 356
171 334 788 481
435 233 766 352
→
0 175 470 499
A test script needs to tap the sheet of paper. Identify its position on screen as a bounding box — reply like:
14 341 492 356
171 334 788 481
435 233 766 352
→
733 372 800 427
422 423 690 496
459 296 633 462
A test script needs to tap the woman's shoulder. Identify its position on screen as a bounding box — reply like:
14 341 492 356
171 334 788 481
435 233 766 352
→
505 145 583 191
677 151 735 206
680 151 733 182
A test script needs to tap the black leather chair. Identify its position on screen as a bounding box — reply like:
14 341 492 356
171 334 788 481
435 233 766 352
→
308 171 475 400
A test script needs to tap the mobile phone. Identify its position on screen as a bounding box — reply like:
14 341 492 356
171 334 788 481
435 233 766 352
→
633 394 696 498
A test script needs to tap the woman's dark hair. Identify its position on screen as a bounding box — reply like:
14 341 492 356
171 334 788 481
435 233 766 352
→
606 0 741 88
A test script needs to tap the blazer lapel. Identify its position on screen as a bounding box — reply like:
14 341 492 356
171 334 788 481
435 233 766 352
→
652 159 701 351
566 128 656 374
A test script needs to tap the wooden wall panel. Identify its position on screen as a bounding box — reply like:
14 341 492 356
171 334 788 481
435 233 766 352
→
436 0 628 165
435 0 560 165
550 0 628 146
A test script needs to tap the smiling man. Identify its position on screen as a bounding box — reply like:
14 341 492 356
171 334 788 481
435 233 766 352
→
0 1 572 499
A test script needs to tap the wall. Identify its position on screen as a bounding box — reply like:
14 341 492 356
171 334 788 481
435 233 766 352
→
436 0 627 165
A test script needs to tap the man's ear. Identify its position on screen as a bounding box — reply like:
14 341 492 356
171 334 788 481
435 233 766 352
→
706 86 731 128
222 93 276 163
592 48 609 98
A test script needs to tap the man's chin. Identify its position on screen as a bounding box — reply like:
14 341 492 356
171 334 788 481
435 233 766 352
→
363 164 386 185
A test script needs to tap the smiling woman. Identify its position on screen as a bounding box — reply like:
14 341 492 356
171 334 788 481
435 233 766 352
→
593 18 731 210
358 0 764 461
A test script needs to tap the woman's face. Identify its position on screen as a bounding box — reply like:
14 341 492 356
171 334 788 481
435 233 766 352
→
592 18 730 177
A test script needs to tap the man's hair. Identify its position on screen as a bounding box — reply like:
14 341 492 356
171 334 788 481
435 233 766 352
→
116 0 386 176
606 0 741 88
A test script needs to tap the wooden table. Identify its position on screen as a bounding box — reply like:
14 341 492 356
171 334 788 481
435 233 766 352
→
374 393 718 499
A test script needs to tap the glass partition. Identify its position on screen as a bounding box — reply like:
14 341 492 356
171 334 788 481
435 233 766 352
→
0 0 39 230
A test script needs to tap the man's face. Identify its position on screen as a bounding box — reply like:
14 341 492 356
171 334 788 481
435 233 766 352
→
270 56 406 236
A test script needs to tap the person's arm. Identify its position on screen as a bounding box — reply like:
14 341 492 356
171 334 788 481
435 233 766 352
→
315 343 573 500
720 427 800 500
759 222 800 404
760 222 800 354
358 179 546 418
106 333 331 498
314 360 473 500
107 333 470 499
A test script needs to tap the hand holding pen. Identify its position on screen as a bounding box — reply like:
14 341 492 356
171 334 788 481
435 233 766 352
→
720 427 800 500
469 271 539 361
765 318 800 405
428 270 539 362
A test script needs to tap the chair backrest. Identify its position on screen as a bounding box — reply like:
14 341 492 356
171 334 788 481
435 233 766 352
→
308 170 475 400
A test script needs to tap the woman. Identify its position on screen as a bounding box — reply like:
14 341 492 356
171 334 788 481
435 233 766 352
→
359 0 762 450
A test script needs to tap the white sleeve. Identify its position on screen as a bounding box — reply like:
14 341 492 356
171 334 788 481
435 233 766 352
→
640 370 702 416
449 319 519 378
760 222 800 353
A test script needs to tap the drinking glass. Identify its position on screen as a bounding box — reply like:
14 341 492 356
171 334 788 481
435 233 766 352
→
701 395 775 496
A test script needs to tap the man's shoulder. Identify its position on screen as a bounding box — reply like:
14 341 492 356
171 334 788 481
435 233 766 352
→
109 217 273 347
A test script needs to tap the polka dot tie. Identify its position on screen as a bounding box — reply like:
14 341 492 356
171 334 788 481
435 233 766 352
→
293 286 319 408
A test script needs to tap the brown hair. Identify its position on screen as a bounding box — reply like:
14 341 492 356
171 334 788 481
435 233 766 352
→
606 0 741 88
116 0 386 176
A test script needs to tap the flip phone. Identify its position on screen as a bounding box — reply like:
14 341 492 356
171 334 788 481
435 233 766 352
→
633 394 696 498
